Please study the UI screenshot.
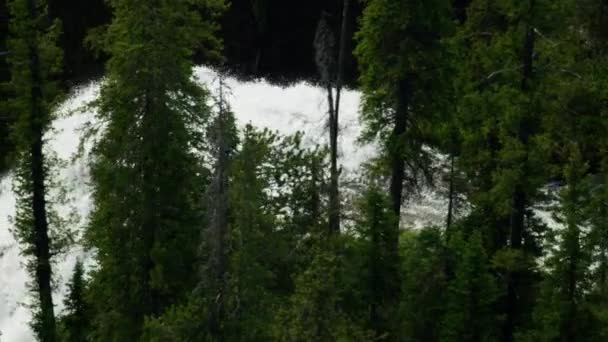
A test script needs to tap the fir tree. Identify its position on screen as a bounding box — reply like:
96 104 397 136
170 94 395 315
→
354 0 452 336
522 145 595 342
198 72 238 339
453 1 576 339
222 126 278 340
588 159 608 339
440 231 501 342
313 0 350 235
4 0 63 340
275 236 371 342
398 227 447 341
358 186 399 338
59 261 90 342
84 0 226 339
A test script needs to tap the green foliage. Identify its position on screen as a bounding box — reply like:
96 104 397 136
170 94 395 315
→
223 126 334 340
356 186 400 338
521 141 597 342
398 227 446 341
354 0 452 170
142 296 210 342
354 2 454 337
221 126 281 339
454 0 565 213
440 231 501 341
274 236 373 342
4 0 64 340
143 126 330 341
84 0 226 339
58 261 91 342
354 0 452 130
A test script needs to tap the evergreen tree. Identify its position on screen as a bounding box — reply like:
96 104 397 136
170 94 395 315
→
221 126 279 340
145 125 328 340
397 227 447 341
4 0 63 340
440 231 501 341
453 1 576 339
59 261 90 342
275 236 371 342
197 72 238 339
587 158 608 339
84 0 225 339
530 145 594 342
358 186 400 338
7 0 608 339
313 1 349 235
354 0 452 336
524 26 608 338
575 5 608 335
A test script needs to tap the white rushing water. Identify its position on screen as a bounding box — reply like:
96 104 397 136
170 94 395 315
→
0 66 448 341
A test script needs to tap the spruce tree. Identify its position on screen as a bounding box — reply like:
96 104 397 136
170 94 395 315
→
576 4 608 335
440 231 501 341
313 0 350 235
4 0 62 340
453 1 576 339
354 0 452 336
275 236 371 342
85 0 225 339
588 158 608 339
358 186 399 338
398 227 447 341
222 126 278 340
59 261 90 342
527 145 593 342
197 72 237 339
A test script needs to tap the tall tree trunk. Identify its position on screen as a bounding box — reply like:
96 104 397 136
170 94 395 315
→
31 116 57 342
27 0 57 340
328 0 350 234
389 79 410 227
503 15 535 342
368 192 383 335
204 75 230 339
370 77 409 339
140 91 160 323
325 80 338 232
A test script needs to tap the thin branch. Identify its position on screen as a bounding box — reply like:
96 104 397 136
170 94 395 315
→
485 65 524 81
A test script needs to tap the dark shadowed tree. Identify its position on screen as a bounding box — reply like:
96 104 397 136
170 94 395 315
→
4 0 63 340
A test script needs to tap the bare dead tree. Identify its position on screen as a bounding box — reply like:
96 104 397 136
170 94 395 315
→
200 72 232 339
314 0 350 235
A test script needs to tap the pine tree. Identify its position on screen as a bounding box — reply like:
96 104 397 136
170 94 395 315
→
531 23 608 337
588 159 608 339
197 72 238 339
453 1 577 339
84 0 226 339
4 0 63 340
575 3 608 336
398 227 447 341
522 145 595 342
222 126 278 340
313 0 350 235
440 231 501 341
145 126 329 341
358 186 399 338
59 261 90 342
354 0 452 336
275 236 371 342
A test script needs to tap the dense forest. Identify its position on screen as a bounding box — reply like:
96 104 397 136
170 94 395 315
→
2 0 608 341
